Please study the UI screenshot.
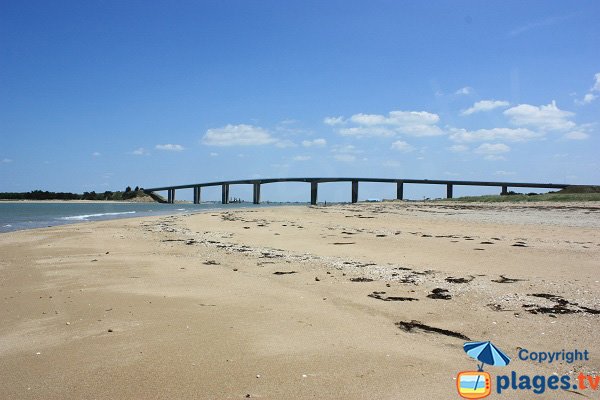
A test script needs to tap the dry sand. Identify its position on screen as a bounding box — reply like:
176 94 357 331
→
0 201 598 399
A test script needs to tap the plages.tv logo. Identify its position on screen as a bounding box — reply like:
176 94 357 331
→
457 341 511 399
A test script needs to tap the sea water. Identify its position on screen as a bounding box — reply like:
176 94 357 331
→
0 202 287 233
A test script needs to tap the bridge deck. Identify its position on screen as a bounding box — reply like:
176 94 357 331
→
144 177 575 204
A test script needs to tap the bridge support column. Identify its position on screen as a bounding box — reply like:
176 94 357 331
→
221 184 230 204
310 182 318 205
167 189 175 204
253 183 261 204
193 187 201 204
446 184 453 199
501 185 508 195
351 181 359 203
397 181 404 200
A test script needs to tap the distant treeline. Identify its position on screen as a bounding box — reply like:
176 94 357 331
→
0 186 146 201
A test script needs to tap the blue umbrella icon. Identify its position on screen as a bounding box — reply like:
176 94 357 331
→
464 341 511 371
464 341 511 393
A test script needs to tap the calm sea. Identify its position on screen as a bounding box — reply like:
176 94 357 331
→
0 202 288 233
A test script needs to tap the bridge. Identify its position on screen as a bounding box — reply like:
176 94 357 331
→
143 178 573 205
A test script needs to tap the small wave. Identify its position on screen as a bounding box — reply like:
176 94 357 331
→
61 211 136 221
2 224 12 227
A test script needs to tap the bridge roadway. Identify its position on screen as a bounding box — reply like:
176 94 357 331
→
144 178 572 205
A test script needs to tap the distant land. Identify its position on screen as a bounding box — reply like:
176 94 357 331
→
0 187 155 202
440 186 600 203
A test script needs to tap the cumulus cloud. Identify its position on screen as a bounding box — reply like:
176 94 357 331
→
474 143 510 155
563 131 590 140
577 73 600 105
301 138 327 147
391 140 414 152
323 116 345 126
461 100 510 116
593 72 600 92
201 124 276 146
331 110 444 138
449 127 542 142
132 147 150 156
455 87 473 95
155 144 184 151
504 101 576 131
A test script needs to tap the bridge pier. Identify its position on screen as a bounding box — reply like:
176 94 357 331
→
310 182 318 205
167 189 176 204
446 184 453 199
351 180 359 203
501 185 508 195
193 186 201 204
221 184 229 204
397 181 404 200
253 183 261 204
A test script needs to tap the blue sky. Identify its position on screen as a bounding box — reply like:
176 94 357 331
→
1 1 599 201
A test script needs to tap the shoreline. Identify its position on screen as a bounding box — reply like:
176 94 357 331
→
0 202 598 399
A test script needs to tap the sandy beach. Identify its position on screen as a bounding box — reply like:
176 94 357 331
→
1 201 598 399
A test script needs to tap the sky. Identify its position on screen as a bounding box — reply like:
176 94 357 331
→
1 1 599 201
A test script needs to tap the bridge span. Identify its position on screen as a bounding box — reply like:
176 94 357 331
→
144 178 573 205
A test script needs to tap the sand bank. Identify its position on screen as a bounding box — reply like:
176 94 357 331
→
0 201 598 399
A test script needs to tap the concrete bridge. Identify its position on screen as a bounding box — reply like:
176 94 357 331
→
144 178 573 205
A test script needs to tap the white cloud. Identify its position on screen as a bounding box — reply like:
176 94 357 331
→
449 127 542 142
448 144 469 153
92 152 101 157
578 93 598 105
504 101 576 131
455 87 473 95
292 155 311 161
201 124 276 146
391 140 414 152
333 110 444 138
563 131 590 140
338 126 396 137
155 144 185 151
132 147 150 156
323 116 345 126
209 152 219 157
1 158 12 163
333 154 356 162
301 138 327 147
461 100 510 116
593 72 600 92
577 73 600 105
474 143 510 155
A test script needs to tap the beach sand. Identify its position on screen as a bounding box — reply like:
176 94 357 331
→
1 201 598 399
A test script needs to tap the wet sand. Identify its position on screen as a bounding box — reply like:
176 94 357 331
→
1 201 599 399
